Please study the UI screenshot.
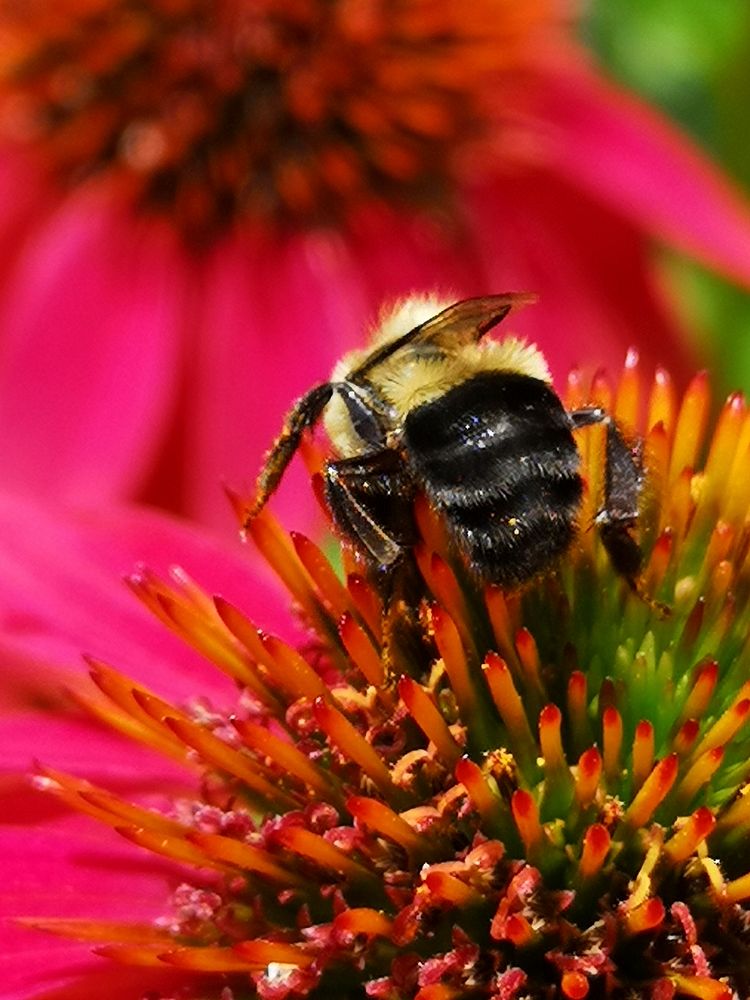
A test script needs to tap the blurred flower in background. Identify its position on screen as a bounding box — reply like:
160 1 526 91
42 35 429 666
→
1 1 750 530
583 0 750 393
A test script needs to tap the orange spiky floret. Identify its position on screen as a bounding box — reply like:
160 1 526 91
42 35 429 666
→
23 356 750 999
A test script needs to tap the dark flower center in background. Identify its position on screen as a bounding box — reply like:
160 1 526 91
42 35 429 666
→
0 0 555 241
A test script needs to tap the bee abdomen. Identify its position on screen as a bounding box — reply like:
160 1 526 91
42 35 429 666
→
403 370 583 586
441 476 582 584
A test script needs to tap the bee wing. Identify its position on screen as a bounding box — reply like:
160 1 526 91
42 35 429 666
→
410 292 538 347
353 293 537 380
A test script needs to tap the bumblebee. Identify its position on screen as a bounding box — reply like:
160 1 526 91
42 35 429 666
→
248 294 645 591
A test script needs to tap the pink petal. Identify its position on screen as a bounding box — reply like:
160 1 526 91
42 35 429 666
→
462 169 696 385
0 809 190 999
0 713 190 792
0 149 59 289
0 959 192 1000
185 230 371 531
0 808 178 920
0 184 186 506
0 640 74 712
0 489 295 708
531 58 750 285
345 208 487 306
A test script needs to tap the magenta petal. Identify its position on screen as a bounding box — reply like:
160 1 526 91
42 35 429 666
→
345 208 486 306
0 489 294 707
0 186 185 505
0 811 189 999
0 958 192 1000
533 61 750 285
0 713 189 792
0 150 59 290
0 811 176 920
185 231 371 530
463 170 695 384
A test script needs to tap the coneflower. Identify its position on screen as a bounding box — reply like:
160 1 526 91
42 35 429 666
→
6 347 750 998
1 0 750 526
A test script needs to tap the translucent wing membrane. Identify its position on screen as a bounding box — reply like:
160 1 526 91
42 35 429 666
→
351 293 538 381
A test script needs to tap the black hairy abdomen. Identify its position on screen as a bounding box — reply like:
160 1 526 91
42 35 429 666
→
403 371 582 586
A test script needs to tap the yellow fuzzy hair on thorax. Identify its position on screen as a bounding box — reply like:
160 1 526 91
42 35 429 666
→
324 295 550 458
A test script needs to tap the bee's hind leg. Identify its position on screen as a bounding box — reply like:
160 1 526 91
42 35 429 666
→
569 406 668 614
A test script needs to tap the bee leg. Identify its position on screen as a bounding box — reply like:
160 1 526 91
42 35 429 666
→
569 407 668 613
569 406 607 430
596 419 644 584
323 462 403 567
324 451 414 569
324 454 431 679
379 557 437 684
245 382 334 525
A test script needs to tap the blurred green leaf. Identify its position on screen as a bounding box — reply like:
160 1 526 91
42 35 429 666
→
582 0 750 394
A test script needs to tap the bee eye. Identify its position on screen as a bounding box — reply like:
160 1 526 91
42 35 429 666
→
335 383 388 449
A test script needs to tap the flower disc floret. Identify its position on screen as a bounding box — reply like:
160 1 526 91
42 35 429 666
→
23 353 750 999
